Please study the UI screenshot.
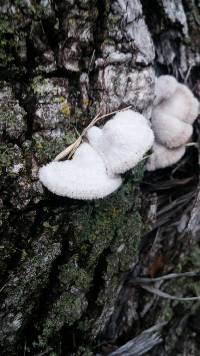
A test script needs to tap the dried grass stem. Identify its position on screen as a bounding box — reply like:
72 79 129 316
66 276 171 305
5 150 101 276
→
54 106 132 161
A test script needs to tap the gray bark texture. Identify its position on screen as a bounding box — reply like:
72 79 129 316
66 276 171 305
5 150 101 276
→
0 0 200 355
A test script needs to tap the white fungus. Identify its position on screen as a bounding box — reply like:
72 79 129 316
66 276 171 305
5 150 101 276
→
151 112 193 148
146 142 186 171
154 75 199 124
87 110 154 175
39 142 122 200
153 75 177 106
152 75 199 148
146 75 199 171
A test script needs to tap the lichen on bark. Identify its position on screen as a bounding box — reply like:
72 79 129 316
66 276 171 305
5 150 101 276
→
1 0 200 355
0 0 154 354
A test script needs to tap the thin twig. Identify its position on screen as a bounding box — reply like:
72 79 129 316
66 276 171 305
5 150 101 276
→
141 154 152 161
185 142 199 148
140 284 200 301
131 271 200 301
0 283 7 293
88 49 95 72
184 64 193 84
133 271 200 284
54 106 132 161
109 322 166 356
54 114 100 161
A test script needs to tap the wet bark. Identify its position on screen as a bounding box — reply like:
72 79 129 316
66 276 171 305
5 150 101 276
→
0 0 200 355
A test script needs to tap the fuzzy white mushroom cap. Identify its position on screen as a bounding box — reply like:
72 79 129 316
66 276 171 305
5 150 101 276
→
39 142 122 200
87 110 154 175
169 83 199 124
152 111 193 148
154 75 177 106
146 75 199 171
151 75 199 148
146 142 186 171
153 75 199 124
113 109 150 128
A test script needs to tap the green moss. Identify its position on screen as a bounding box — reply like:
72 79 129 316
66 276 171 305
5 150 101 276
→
60 101 71 117
133 160 146 182
102 39 115 47
31 77 60 97
76 346 94 356
0 13 27 70
59 259 91 290
104 0 111 14
42 292 88 340
33 131 77 163
0 18 15 67
162 300 173 321
0 144 13 174
0 144 22 176
74 107 84 119
70 172 143 269
108 13 121 25
0 107 26 139
39 165 144 350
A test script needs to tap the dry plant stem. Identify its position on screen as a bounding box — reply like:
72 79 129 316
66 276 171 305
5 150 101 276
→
132 271 200 301
133 271 199 284
54 114 100 161
54 106 132 161
141 154 152 161
141 284 200 301
185 142 199 148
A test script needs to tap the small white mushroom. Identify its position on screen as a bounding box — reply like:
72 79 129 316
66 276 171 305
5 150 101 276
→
152 75 199 148
154 75 199 124
152 111 193 148
146 142 186 171
87 110 154 175
154 75 178 106
39 142 122 200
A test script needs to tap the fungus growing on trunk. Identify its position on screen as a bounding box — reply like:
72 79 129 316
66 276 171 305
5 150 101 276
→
152 75 199 148
39 109 155 200
39 142 122 200
152 113 193 149
146 142 186 171
147 75 199 171
87 110 154 175
154 75 199 124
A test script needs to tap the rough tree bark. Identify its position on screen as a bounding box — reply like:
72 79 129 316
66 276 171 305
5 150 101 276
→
0 0 200 355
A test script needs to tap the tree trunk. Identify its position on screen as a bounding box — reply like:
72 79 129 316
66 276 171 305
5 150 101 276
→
0 0 200 355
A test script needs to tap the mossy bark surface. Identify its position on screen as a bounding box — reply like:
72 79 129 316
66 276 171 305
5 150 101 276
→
0 0 200 355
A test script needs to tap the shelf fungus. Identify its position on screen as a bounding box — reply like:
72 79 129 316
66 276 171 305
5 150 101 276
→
152 75 199 148
146 142 186 171
39 109 155 200
87 110 154 175
147 75 199 171
39 142 122 200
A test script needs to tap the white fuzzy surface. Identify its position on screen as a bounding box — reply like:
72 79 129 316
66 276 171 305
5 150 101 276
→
146 142 186 171
152 75 198 149
39 142 122 200
154 75 178 105
87 110 154 175
165 83 199 124
154 76 199 124
152 111 193 148
146 75 199 171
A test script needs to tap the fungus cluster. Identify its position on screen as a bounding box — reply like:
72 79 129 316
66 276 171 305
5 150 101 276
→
87 110 154 175
147 75 199 171
39 142 122 200
39 76 199 199
39 110 154 200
